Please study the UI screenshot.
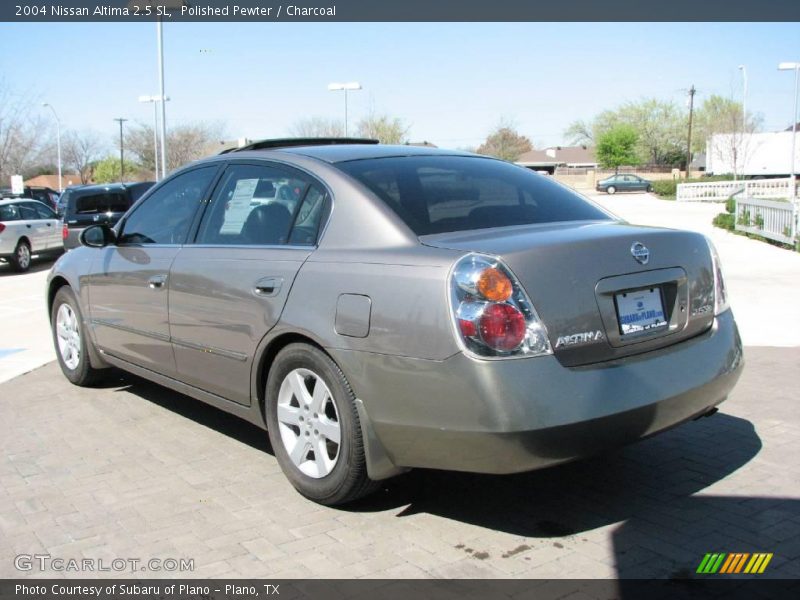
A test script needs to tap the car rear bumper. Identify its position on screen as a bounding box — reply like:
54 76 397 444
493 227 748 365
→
330 309 743 475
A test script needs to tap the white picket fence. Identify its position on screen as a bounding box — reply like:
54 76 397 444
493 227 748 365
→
734 198 797 245
677 177 797 202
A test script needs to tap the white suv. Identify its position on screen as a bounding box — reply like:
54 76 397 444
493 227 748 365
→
0 198 63 272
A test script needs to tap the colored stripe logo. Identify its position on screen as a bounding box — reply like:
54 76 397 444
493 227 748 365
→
696 552 773 574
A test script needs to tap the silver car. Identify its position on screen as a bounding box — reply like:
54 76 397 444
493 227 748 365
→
1 198 63 272
46 140 743 505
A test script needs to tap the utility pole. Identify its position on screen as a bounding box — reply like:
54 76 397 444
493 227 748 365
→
685 85 696 181
113 118 128 181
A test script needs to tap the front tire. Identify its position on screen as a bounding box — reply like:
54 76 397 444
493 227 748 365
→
10 240 31 272
265 343 376 505
51 286 104 386
607 186 617 195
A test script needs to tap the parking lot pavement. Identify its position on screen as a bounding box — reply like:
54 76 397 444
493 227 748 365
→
0 260 57 384
2 197 799 580
590 193 800 348
1 348 799 579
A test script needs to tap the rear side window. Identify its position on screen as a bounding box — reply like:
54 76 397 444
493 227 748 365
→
0 205 20 221
338 156 611 235
72 192 131 215
18 204 38 220
196 163 325 246
32 202 55 219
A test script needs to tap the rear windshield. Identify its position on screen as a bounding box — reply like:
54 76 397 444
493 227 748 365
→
71 191 131 215
337 156 611 235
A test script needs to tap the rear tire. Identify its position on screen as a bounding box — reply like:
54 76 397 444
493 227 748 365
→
607 186 617 195
646 185 653 193
265 343 377 505
51 286 105 386
10 240 31 272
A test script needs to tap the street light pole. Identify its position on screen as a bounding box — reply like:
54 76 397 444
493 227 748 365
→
738 65 747 182
42 103 62 192
139 95 170 181
113 118 128 181
778 62 800 199
157 20 168 177
685 85 696 181
327 82 362 136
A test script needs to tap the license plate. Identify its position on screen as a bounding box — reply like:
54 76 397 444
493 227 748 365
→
616 287 667 334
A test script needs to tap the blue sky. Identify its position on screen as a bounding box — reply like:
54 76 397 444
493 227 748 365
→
2 22 799 148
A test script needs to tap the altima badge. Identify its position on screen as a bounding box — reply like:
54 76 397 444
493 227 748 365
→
631 242 650 265
555 330 604 348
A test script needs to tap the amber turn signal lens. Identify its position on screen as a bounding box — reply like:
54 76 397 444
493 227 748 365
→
476 267 513 302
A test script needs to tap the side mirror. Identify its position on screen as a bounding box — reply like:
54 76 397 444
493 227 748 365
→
80 224 116 248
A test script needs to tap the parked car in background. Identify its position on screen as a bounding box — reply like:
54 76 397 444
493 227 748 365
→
596 174 653 194
47 139 742 506
0 198 63 271
0 186 60 211
61 182 154 250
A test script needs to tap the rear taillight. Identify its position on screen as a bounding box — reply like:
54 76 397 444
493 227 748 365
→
706 238 730 315
449 253 552 358
62 224 68 241
0 223 5 234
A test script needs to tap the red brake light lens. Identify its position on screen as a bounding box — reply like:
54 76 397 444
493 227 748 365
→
449 253 552 359
0 223 5 234
62 224 68 241
479 303 526 351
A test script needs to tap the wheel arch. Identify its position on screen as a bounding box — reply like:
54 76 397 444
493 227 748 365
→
251 329 405 481
47 275 108 370
252 330 329 424
47 275 71 322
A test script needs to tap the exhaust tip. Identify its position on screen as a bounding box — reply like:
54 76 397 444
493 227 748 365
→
694 407 719 421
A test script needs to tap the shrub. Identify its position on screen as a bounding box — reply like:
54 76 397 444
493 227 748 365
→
712 213 735 231
725 196 736 214
651 180 677 199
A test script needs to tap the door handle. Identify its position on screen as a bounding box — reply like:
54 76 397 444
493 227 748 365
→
46 223 52 227
148 274 167 289
253 277 282 297
26 224 31 228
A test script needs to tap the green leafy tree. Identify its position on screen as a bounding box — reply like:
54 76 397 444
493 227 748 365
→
596 125 640 173
92 155 139 183
568 99 685 166
476 121 533 162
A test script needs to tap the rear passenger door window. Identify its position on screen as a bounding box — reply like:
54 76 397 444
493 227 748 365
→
196 163 327 246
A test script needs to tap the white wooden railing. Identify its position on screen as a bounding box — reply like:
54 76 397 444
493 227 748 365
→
735 198 797 245
677 177 797 202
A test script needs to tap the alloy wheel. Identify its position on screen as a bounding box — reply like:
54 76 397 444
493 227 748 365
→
17 244 30 270
276 368 341 478
56 303 81 370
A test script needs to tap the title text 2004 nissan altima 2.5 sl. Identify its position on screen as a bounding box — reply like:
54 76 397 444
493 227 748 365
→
46 139 743 505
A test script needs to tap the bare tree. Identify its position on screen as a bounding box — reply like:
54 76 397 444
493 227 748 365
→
564 119 594 145
355 112 410 144
0 82 51 184
63 129 105 183
125 120 226 173
289 117 344 138
695 94 762 177
476 120 533 162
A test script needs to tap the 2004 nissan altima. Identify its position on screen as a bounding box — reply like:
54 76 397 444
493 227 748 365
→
46 139 743 505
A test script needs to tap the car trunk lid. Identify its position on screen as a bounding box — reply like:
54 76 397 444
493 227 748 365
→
421 220 715 366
